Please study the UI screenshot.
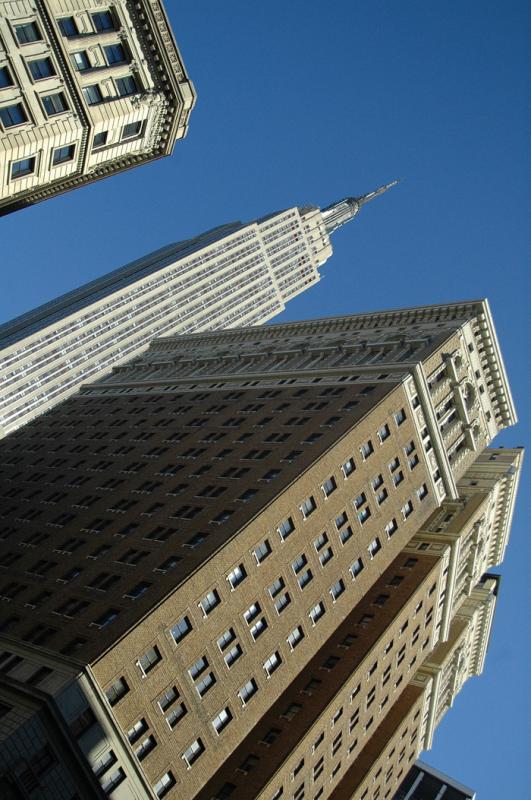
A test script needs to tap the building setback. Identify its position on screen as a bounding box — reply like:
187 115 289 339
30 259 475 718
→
0 182 395 437
0 303 520 800
0 0 195 216
393 760 476 800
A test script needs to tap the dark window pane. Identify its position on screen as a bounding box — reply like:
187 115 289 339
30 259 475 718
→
92 11 115 32
52 145 75 165
11 157 35 179
29 58 55 80
15 23 41 44
115 75 137 97
42 93 68 115
93 131 108 148
0 103 27 127
104 44 126 65
58 17 77 37
83 85 103 105
0 67 13 88
122 121 142 139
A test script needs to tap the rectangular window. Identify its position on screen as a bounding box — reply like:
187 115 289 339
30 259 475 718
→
360 440 374 460
11 157 35 179
153 771 176 798
0 103 28 128
115 75 138 96
244 601 261 624
277 516 295 541
28 58 55 80
104 44 127 65
105 676 129 706
122 120 143 140
224 643 243 668
395 409 407 426
227 564 247 589
287 625 304 650
15 22 41 44
309 601 325 625
199 589 220 616
42 92 68 115
275 592 291 614
417 484 428 500
92 131 108 149
299 495 316 519
342 457 356 477
72 51 91 71
250 617 268 640
238 678 258 705
330 578 345 601
0 66 13 87
92 11 116 32
83 85 103 105
253 539 271 564
350 558 364 578
59 17 77 37
212 707 233 734
322 476 337 497
401 500 414 519
368 537 382 558
378 423 391 442
137 645 161 676
52 145 75 165
385 518 398 538
263 651 282 677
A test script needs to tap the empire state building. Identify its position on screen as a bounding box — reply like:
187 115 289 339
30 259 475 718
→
0 182 396 437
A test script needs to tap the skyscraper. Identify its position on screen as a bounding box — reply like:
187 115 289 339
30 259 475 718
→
0 0 196 216
0 302 520 800
0 182 396 437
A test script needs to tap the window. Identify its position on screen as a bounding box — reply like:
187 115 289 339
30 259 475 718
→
104 44 127 65
0 66 13 87
401 500 414 519
136 735 156 761
137 645 162 676
227 564 247 589
93 131 108 148
42 92 68 115
394 409 407 426
417 484 428 500
224 643 243 668
15 22 41 44
292 554 307 575
28 58 55 80
393 470 404 487
102 768 126 794
263 651 282 677
0 103 27 128
92 608 119 628
388 456 400 473
105 676 129 706
212 707 233 734
350 558 364 578
244 601 261 624
300 495 316 519
250 617 268 640
368 537 382 558
358 506 371 524
72 51 90 71
127 718 148 744
239 678 258 705
92 11 115 32
200 589 220 616
309 601 325 625
342 457 356 477
166 702 187 729
385 518 398 538
153 771 176 798
115 75 138 96
322 476 337 497
287 625 304 650
11 157 35 179
122 121 143 139
158 686 178 712
217 627 236 651
59 17 77 37
275 591 291 614
378 424 391 442
253 539 271 564
277 517 295 541
360 440 374 460
330 578 345 601
83 85 103 105
52 145 75 165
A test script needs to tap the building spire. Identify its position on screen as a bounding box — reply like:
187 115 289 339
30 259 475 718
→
321 180 399 235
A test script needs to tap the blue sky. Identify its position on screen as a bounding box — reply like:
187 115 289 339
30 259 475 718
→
1 1 529 795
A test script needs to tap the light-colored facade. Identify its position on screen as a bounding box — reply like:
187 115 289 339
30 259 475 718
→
0 304 520 799
0 0 196 215
0 184 396 437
